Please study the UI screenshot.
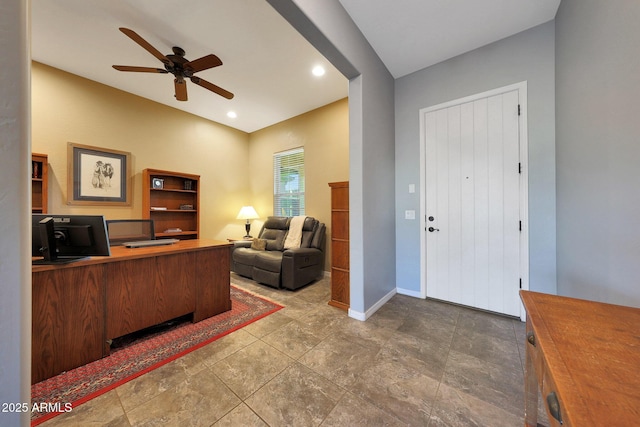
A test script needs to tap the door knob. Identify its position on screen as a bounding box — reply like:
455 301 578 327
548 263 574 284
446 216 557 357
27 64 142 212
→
428 227 439 232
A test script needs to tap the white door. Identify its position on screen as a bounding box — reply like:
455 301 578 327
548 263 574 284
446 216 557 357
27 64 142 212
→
423 86 524 317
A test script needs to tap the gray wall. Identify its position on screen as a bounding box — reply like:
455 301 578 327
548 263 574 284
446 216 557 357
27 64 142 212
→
268 0 396 316
556 0 640 306
395 21 557 296
0 0 32 425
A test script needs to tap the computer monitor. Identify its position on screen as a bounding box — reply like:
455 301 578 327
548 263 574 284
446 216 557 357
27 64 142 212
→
32 214 111 264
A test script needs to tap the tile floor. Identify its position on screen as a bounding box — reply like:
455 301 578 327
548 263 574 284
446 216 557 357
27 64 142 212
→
40 274 543 426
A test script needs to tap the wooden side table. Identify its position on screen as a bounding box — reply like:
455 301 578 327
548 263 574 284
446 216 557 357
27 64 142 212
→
520 290 640 426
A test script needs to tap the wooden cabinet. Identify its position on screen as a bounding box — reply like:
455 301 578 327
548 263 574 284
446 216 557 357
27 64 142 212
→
32 153 48 213
143 168 200 240
32 263 107 384
328 181 349 310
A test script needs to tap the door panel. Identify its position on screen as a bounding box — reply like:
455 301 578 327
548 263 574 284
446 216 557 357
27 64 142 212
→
425 89 521 316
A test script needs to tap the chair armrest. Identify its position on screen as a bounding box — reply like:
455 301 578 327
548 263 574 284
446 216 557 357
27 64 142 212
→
230 240 252 271
281 248 324 290
282 247 321 258
283 248 324 268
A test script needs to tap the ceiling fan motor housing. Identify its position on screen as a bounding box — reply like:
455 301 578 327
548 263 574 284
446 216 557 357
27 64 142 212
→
165 48 194 78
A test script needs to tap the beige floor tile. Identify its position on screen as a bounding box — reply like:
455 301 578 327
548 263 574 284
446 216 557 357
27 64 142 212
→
298 332 381 388
245 363 345 427
429 382 524 427
335 313 395 347
126 371 240 427
261 320 323 359
38 390 128 427
241 310 295 338
322 392 408 426
347 359 441 425
451 328 523 372
116 360 189 413
441 350 524 418
198 328 259 367
378 331 449 382
211 340 294 399
213 403 268 426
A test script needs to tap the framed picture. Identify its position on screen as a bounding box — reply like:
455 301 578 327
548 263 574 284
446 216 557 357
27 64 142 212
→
67 143 132 206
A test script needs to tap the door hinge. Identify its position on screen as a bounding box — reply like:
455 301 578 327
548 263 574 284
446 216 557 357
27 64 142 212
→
518 162 522 174
519 278 522 289
519 220 522 231
518 104 521 116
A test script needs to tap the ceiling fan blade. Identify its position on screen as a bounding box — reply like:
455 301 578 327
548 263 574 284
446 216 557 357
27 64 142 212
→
112 65 168 73
190 76 234 99
119 27 172 66
174 79 188 101
185 54 223 73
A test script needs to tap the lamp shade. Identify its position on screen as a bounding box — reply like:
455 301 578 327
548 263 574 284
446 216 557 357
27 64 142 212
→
236 206 259 220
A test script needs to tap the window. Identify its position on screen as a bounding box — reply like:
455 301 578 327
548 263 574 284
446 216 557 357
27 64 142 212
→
273 148 305 216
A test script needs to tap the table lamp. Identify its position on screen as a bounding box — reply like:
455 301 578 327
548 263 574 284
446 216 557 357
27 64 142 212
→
237 206 259 238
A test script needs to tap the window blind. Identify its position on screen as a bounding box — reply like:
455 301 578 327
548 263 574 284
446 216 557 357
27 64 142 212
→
273 147 305 217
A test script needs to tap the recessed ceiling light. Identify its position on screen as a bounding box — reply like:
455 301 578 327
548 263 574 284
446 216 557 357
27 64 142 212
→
227 111 237 119
312 65 325 77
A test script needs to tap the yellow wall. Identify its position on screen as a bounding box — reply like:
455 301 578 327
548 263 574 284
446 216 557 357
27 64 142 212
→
248 98 349 268
32 63 349 268
32 62 251 240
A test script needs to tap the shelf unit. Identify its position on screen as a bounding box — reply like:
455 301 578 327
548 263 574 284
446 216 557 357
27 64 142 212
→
142 168 200 240
328 181 349 311
32 153 48 214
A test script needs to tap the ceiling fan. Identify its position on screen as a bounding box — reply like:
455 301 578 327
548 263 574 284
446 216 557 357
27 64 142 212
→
112 27 234 101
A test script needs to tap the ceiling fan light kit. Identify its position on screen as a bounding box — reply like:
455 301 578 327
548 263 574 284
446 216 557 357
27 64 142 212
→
112 27 234 101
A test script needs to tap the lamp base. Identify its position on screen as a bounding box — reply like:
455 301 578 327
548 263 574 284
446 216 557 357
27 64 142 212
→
244 222 252 239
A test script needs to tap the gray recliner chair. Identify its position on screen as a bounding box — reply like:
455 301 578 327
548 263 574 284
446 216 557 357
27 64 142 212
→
231 216 326 290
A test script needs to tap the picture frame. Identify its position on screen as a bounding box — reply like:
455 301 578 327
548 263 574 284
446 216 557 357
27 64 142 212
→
67 143 132 206
152 177 164 189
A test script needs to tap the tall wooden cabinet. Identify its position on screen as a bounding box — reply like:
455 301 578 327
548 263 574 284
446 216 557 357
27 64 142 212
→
328 181 349 310
142 168 200 240
32 153 48 213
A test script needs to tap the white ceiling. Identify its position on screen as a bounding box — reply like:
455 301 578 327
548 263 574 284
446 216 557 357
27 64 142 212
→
338 0 561 78
32 0 561 133
31 0 348 133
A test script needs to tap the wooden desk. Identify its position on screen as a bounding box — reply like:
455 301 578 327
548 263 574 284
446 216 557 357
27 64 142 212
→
32 239 232 384
520 290 640 426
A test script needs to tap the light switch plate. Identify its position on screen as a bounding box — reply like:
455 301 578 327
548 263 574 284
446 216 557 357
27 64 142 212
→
409 184 415 193
405 210 415 220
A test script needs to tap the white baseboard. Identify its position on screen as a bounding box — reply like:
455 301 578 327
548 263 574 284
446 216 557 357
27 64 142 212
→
348 287 397 321
396 287 425 299
347 308 366 321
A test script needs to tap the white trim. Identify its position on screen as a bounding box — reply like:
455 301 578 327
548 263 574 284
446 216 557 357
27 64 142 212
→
419 105 428 300
348 308 366 321
396 287 424 298
420 82 527 114
518 84 530 322
419 81 530 320
348 287 397 321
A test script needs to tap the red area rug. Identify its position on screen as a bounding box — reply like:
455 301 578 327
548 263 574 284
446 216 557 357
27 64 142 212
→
31 285 282 426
